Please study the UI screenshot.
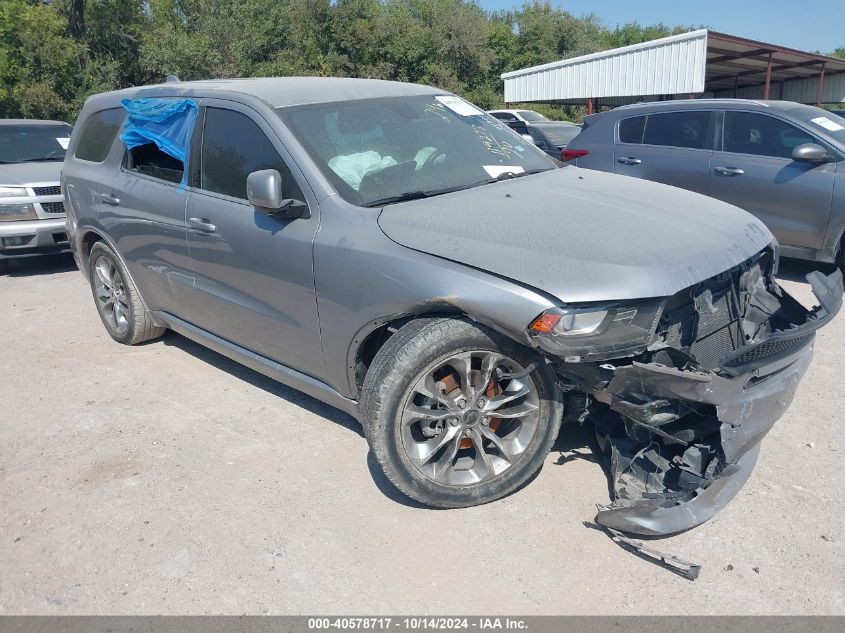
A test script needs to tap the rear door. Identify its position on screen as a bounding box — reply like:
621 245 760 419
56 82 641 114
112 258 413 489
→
614 110 715 195
709 110 836 249
183 101 324 377
97 113 196 314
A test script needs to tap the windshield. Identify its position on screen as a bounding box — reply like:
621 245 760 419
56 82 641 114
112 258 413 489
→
517 110 549 122
0 124 72 164
278 95 556 206
537 124 581 147
794 105 845 146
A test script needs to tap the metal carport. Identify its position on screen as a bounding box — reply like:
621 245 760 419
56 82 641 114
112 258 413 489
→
502 29 845 111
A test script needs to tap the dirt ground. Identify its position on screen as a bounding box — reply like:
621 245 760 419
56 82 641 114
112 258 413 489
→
1 254 843 615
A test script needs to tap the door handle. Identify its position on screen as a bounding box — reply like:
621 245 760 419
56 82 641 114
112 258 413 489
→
101 193 120 206
714 166 745 177
617 157 642 165
188 217 216 233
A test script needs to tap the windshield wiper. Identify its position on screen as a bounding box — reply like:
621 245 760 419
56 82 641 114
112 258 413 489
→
364 182 482 207
489 167 551 182
363 191 430 207
363 169 553 208
19 157 64 162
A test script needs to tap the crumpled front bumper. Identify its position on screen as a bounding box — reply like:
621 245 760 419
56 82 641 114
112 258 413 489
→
589 269 843 536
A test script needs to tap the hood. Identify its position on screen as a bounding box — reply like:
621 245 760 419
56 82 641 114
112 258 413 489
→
0 161 63 186
377 168 773 303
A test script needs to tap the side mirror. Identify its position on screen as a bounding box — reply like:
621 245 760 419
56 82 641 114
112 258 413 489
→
247 169 304 218
792 143 834 163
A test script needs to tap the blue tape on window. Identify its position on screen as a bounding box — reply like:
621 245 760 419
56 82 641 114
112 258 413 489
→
120 98 198 189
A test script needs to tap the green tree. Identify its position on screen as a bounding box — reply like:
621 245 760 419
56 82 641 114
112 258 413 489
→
604 22 696 49
0 1 82 119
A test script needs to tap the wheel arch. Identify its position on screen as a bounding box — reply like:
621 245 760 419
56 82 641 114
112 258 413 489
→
78 228 160 323
347 308 469 396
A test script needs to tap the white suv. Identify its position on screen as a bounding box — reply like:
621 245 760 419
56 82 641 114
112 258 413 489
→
487 108 550 123
0 119 72 274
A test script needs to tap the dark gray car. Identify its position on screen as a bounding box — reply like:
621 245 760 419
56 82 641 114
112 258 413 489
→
62 78 842 536
568 99 845 267
504 121 582 159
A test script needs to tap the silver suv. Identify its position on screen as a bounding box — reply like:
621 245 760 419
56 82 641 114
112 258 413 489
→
0 119 72 274
62 78 842 536
568 99 845 268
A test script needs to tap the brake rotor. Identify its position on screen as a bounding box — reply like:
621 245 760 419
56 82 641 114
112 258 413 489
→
437 370 502 449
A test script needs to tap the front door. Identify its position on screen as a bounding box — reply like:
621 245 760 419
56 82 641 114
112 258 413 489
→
183 102 324 377
614 110 715 196
709 110 836 250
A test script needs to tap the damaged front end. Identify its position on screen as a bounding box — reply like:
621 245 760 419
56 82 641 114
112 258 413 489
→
529 248 843 536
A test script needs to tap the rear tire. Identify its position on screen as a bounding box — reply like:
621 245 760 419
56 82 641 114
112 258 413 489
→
87 241 165 345
359 316 563 508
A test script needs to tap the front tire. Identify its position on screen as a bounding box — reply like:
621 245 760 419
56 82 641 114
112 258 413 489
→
0 259 8 275
359 317 563 508
87 241 165 345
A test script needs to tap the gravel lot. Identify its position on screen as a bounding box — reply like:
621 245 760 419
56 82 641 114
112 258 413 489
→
1 254 843 615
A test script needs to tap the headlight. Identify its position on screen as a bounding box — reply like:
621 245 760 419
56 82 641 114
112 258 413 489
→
0 203 37 222
528 300 665 362
0 187 28 198
530 308 609 336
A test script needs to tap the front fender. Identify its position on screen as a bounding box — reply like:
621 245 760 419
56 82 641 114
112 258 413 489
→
314 199 558 399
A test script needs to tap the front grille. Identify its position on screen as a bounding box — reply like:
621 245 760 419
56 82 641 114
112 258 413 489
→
41 201 65 214
33 185 61 196
723 333 813 367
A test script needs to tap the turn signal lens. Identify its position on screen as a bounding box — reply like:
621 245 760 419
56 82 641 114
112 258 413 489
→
530 312 562 333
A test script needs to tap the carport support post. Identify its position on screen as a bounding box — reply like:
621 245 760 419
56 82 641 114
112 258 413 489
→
587 98 593 115
764 52 773 99
817 62 827 106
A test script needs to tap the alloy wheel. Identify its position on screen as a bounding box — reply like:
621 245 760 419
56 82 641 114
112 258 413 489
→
400 350 541 487
93 255 130 336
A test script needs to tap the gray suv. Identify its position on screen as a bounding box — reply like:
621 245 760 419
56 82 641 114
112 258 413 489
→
568 99 845 267
63 78 842 536
0 119 72 273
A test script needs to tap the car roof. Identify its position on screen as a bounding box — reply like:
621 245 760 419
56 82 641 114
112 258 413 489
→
527 121 579 127
0 119 71 126
84 77 443 111
611 99 815 114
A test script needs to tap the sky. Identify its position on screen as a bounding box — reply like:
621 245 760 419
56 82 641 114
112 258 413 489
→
478 0 845 54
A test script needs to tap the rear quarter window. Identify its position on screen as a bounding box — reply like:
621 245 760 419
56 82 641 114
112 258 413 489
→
75 108 126 162
618 116 646 144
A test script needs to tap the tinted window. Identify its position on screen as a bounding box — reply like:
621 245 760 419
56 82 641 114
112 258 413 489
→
642 111 710 149
619 116 646 144
491 112 517 121
517 110 549 122
0 123 72 163
539 124 581 147
724 111 815 159
75 109 124 162
201 108 302 200
127 144 184 184
527 128 546 148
